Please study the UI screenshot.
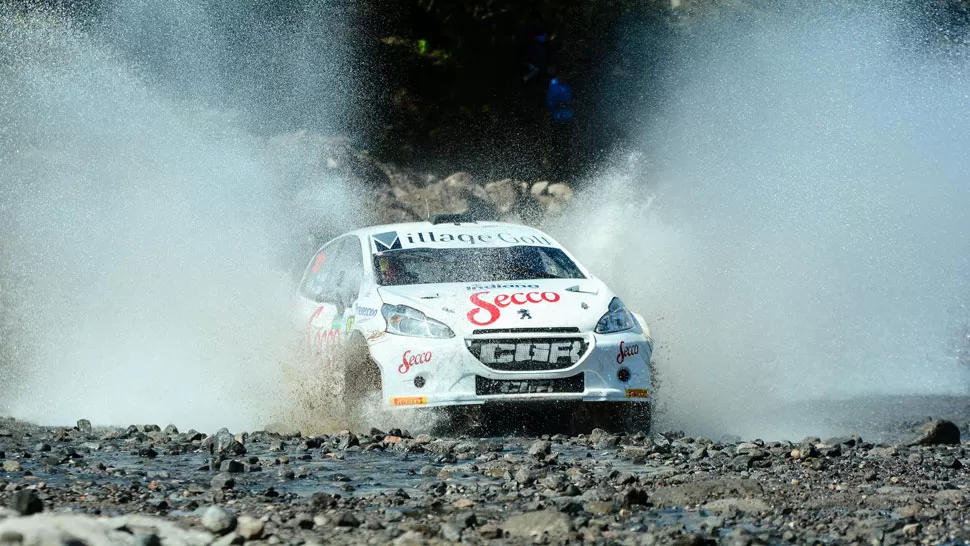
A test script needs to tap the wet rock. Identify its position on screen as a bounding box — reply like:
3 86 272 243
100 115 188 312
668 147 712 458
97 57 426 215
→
212 532 244 546
727 455 754 471
823 435 859 446
621 487 649 507
201 506 237 535
76 419 92 434
219 460 245 473
439 522 462 541
334 430 359 450
514 467 536 485
10 490 42 515
210 473 235 490
425 440 459 453
478 524 503 539
0 513 212 546
501 509 572 538
702 497 770 514
735 442 761 455
583 500 615 515
204 428 246 456
820 443 843 457
906 419 961 446
236 516 264 539
595 435 620 449
163 425 179 435
335 511 361 527
309 492 337 510
671 533 716 546
619 446 650 461
1 461 21 473
651 478 764 507
527 440 551 458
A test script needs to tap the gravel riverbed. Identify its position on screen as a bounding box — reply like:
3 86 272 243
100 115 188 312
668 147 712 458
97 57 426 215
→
1 402 970 546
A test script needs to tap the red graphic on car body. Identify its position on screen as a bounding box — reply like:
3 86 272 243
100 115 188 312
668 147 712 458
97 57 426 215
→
616 341 639 364
467 291 561 326
399 349 433 374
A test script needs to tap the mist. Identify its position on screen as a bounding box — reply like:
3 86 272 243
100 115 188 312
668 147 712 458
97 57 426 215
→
555 3 970 439
0 4 362 431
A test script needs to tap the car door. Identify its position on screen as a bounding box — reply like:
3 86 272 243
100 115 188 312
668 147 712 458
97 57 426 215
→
297 236 360 363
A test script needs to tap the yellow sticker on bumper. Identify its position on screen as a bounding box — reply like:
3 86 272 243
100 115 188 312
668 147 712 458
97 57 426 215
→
391 396 428 406
625 388 650 399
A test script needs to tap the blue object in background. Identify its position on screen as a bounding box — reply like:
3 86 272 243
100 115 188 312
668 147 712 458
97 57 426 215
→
546 78 574 122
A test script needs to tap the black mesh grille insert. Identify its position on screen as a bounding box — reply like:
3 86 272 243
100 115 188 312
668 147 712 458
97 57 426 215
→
475 373 585 395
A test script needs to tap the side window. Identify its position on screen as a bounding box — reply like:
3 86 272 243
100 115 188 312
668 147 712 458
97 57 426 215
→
300 239 343 302
332 237 364 304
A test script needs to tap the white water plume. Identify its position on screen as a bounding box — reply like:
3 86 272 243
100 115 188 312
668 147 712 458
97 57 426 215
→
554 3 970 439
0 4 361 431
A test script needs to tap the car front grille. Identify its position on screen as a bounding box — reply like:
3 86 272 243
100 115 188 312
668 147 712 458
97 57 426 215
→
475 373 585 395
466 337 589 371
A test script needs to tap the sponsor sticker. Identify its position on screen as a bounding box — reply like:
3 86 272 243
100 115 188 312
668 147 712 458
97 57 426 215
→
467 290 561 326
625 388 650 399
476 340 582 366
372 230 555 251
311 253 327 274
616 341 640 365
399 349 432 374
357 306 379 318
372 231 403 252
466 283 540 292
391 396 427 406
307 305 341 357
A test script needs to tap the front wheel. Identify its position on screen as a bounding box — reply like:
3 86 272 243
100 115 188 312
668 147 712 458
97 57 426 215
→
587 402 651 434
340 337 383 426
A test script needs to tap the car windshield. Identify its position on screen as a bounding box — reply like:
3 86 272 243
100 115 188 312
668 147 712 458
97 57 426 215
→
374 246 586 286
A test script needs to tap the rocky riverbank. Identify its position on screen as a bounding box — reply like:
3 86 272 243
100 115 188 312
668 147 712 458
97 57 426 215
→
266 132 577 260
0 414 968 545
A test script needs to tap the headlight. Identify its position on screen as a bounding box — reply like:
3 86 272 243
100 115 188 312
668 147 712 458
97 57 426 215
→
595 298 641 334
382 304 455 338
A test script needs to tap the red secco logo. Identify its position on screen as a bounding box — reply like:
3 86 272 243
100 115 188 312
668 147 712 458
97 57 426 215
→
467 291 561 326
616 341 639 364
399 350 432 374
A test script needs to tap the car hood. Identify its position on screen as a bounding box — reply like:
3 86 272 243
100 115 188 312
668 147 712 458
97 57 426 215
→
376 279 613 336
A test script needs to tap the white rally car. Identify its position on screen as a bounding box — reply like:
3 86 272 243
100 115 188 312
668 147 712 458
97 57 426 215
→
296 215 653 431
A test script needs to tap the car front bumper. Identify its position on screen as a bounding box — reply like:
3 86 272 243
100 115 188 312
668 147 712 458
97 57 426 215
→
367 329 653 409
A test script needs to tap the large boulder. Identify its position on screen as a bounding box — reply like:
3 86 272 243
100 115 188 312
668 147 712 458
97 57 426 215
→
905 419 961 446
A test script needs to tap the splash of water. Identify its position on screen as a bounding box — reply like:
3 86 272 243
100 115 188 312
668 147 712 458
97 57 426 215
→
0 4 361 431
553 3 970 439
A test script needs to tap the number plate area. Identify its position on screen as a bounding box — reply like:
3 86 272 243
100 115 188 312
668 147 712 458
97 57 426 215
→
466 338 589 371
475 373 585 396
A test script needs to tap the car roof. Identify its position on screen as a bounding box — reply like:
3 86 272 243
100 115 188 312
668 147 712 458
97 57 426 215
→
345 220 553 239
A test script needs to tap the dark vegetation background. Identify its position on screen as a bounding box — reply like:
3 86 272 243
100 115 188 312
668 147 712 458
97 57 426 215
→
12 0 970 186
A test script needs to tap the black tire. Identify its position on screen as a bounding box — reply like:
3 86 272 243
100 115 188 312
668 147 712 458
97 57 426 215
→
340 337 382 419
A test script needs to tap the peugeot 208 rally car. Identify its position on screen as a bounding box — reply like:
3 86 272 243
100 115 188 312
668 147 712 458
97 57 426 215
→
296 215 653 431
